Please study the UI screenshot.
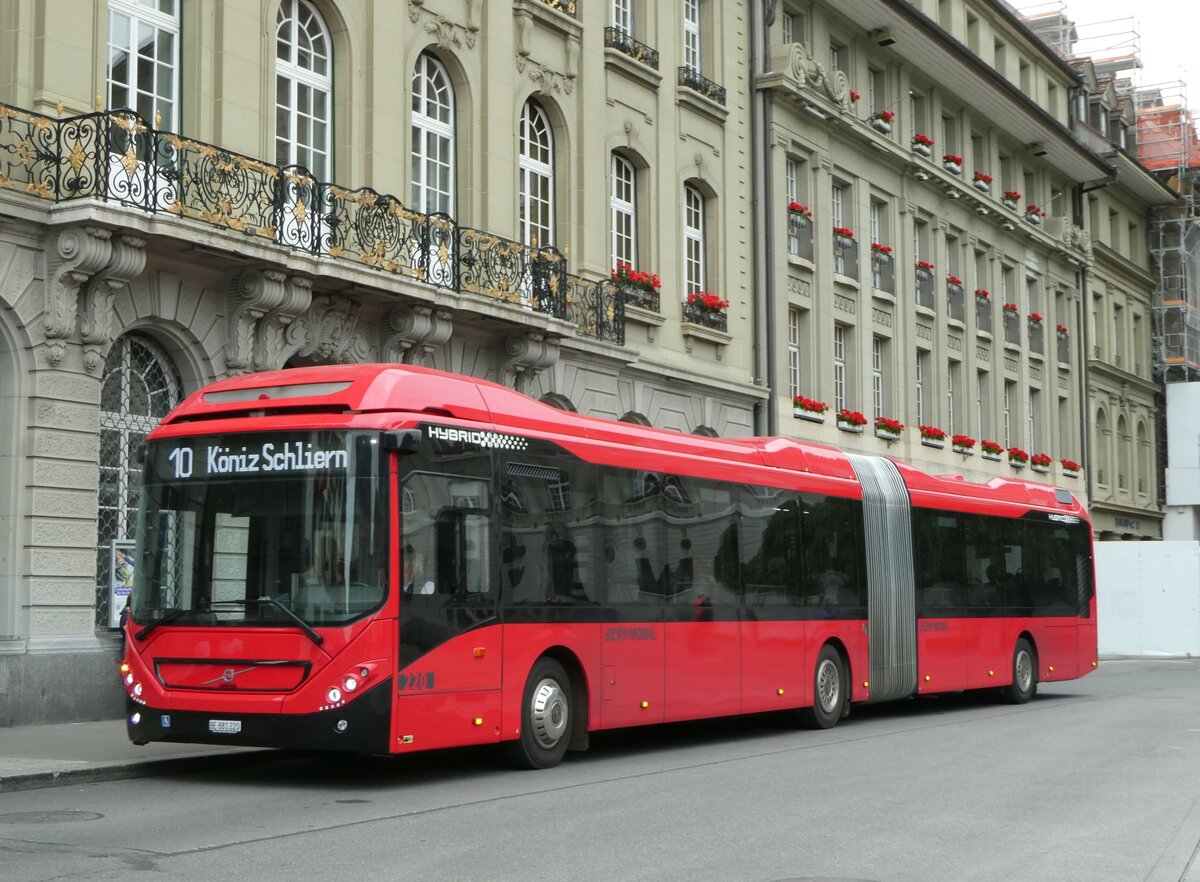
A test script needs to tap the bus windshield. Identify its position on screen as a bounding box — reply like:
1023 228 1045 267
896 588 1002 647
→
133 431 389 630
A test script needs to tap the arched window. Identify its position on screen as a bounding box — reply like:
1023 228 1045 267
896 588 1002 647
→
683 183 706 295
519 100 555 249
96 335 183 628
411 53 455 216
611 153 637 271
1117 415 1130 490
1095 408 1109 486
1136 421 1150 496
275 0 332 179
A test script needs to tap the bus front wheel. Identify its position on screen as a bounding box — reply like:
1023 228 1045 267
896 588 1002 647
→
1004 638 1038 704
502 657 572 770
801 644 846 729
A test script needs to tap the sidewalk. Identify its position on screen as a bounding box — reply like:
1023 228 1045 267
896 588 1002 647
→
0 718 276 793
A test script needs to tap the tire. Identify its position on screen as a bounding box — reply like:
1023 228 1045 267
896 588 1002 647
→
1004 638 1037 704
502 657 572 770
800 644 846 729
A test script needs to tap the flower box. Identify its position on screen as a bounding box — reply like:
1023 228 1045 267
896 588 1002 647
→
1062 468 1080 479
973 179 990 193
1061 459 1081 478
921 438 945 449
953 444 975 456
870 111 894 134
982 451 1002 462
793 395 829 423
836 409 867 433
1010 460 1027 470
943 161 962 175
875 417 904 441
838 422 864 434
1030 464 1049 474
912 143 933 158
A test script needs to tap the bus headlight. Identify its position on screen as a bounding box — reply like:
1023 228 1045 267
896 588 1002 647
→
326 687 342 704
342 675 358 693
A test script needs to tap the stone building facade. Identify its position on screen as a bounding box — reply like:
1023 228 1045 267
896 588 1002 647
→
0 0 1169 725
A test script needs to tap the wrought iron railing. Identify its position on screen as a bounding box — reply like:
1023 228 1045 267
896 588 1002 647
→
0 102 623 344
682 301 729 332
617 281 660 313
604 28 659 69
677 67 727 106
536 0 577 15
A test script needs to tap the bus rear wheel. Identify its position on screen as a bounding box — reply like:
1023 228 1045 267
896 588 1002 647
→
1004 638 1037 704
800 644 845 729
502 657 572 770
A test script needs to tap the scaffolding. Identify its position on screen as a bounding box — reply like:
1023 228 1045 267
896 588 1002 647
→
1138 82 1200 383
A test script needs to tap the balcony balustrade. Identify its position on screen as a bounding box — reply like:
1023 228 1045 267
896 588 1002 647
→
915 268 936 310
1029 321 1044 355
788 213 814 263
834 235 858 281
604 28 659 69
0 102 623 344
871 252 894 293
947 283 965 322
677 66 727 105
682 300 728 332
976 298 993 334
1003 310 1021 345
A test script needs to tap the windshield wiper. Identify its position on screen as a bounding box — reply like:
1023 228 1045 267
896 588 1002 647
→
211 598 324 646
134 608 190 641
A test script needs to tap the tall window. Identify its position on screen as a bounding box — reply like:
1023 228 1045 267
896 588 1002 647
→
834 325 848 412
1003 381 1014 447
96 334 183 629
977 369 990 437
107 0 180 129
275 0 332 178
611 154 637 270
788 307 803 400
411 53 456 216
1028 389 1039 450
914 219 927 263
872 337 885 419
683 184 705 295
830 41 844 76
519 100 555 248
786 157 801 257
612 0 633 33
782 11 799 44
947 360 959 435
916 349 927 426
832 182 848 275
868 67 885 114
683 0 701 70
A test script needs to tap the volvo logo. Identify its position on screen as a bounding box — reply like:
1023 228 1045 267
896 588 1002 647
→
201 665 256 686
221 668 236 684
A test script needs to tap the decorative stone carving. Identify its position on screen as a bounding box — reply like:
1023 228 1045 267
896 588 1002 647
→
499 331 560 391
226 269 288 374
834 294 855 314
381 304 454 364
767 42 853 112
80 235 147 373
256 275 313 370
517 56 575 94
46 225 112 366
295 294 373 365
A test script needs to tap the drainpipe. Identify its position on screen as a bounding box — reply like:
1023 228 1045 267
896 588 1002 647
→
749 0 776 436
1078 264 1093 509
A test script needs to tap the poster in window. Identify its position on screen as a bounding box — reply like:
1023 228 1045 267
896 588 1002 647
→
110 539 136 629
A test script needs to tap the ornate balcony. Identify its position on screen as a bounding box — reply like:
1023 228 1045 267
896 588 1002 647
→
834 235 858 281
604 28 659 69
535 0 576 15
677 66 727 106
1028 321 1044 355
976 297 993 334
682 300 729 332
1003 310 1021 346
0 102 623 345
788 213 814 263
871 251 894 293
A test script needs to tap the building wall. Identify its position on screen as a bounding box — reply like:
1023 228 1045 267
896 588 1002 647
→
0 0 762 725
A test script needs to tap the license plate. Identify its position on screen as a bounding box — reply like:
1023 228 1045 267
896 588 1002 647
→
208 719 242 734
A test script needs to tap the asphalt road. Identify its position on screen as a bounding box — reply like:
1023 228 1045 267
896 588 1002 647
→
2 658 1199 882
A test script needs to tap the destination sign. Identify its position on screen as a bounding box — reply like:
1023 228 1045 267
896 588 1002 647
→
165 440 348 480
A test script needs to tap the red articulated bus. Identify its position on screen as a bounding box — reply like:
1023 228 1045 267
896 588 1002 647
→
123 364 1096 768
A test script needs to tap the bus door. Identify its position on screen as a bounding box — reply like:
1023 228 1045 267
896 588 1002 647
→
913 510 968 692
395 433 500 748
663 476 740 721
599 467 665 728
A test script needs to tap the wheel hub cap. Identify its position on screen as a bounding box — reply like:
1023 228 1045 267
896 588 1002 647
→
817 658 840 713
530 678 568 748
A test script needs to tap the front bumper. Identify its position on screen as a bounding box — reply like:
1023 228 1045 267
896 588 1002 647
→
127 677 393 754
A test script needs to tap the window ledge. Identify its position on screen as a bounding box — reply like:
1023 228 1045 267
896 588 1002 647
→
604 48 662 90
788 255 815 272
1029 351 1045 363
624 303 666 342
948 318 965 331
916 305 935 319
1003 341 1022 354
676 86 728 124
681 321 732 359
833 274 860 290
513 0 583 41
872 289 896 304
976 329 993 341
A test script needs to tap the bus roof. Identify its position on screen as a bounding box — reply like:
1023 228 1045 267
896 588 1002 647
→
158 364 1087 519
